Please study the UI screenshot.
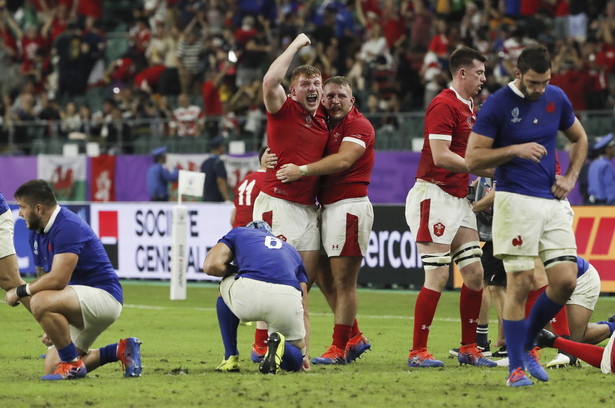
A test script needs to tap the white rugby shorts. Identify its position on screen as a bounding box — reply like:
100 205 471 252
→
321 196 373 257
0 210 16 258
492 192 577 259
253 192 320 251
567 263 601 310
220 275 305 342
69 285 123 352
405 180 476 245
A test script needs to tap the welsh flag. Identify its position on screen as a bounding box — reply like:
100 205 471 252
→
90 155 116 202
37 155 87 201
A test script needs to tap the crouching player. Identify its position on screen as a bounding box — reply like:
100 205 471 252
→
5 179 141 380
203 221 309 374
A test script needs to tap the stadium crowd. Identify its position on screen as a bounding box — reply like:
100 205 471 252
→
0 0 614 156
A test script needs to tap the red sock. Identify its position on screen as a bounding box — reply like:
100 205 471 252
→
332 324 353 350
460 284 483 345
254 328 268 348
554 336 604 368
551 305 571 336
351 319 360 337
526 285 547 319
412 287 441 350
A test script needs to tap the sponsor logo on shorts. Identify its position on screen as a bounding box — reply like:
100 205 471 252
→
277 234 287 242
433 222 445 237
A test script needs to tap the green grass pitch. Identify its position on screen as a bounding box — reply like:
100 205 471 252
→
1 281 615 408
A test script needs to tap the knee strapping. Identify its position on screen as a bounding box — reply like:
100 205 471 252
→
421 252 451 271
452 241 482 269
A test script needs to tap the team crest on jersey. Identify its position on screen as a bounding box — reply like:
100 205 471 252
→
33 241 38 255
510 107 522 123
305 115 312 124
332 131 341 142
466 116 474 129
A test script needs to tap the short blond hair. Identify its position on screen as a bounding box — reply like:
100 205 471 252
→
290 65 322 86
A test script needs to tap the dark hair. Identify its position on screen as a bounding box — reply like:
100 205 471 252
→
14 179 57 208
517 44 551 74
449 46 486 75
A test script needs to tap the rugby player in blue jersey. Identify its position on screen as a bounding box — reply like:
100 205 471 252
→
203 220 308 374
5 179 142 380
466 44 588 387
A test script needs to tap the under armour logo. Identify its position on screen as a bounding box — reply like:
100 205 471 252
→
468 318 479 324
332 244 339 250
512 235 523 247
421 325 431 331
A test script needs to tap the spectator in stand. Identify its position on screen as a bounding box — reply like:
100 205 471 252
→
126 16 151 73
176 19 205 96
60 101 82 138
501 27 535 78
81 16 107 90
158 23 182 97
54 21 89 99
202 58 235 138
550 41 594 112
428 18 450 69
170 92 204 137
37 92 62 138
235 18 273 88
0 34 17 97
134 18 168 93
2 12 49 79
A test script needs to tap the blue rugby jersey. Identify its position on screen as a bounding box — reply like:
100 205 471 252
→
473 83 576 199
30 207 123 304
218 227 307 293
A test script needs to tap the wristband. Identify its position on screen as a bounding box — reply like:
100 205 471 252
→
299 165 308 176
16 284 29 298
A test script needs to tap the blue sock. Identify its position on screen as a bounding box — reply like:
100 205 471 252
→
57 342 79 362
524 292 564 351
99 343 119 366
503 319 526 376
279 342 303 372
216 296 239 359
597 321 615 336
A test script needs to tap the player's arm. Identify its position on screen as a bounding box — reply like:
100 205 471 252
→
202 242 235 277
473 188 495 212
262 33 311 114
299 280 311 371
552 117 588 199
466 131 547 171
276 140 365 183
430 137 494 177
5 252 77 306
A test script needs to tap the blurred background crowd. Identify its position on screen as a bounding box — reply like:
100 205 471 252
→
1 0 615 156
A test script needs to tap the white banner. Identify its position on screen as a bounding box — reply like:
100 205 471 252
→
178 170 205 198
89 202 234 281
